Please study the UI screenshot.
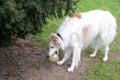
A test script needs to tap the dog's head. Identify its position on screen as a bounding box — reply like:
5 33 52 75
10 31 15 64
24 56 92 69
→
48 33 65 57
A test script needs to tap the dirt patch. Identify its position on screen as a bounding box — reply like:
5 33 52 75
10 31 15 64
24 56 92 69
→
0 38 119 80
22 51 89 80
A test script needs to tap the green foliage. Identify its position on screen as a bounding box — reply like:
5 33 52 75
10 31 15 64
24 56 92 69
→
0 0 78 47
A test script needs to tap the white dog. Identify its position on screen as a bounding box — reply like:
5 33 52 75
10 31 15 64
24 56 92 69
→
48 10 117 72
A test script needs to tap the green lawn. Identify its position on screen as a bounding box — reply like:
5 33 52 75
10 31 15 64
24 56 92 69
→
33 0 120 80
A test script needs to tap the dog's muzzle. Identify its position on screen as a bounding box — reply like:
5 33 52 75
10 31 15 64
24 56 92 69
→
46 51 58 58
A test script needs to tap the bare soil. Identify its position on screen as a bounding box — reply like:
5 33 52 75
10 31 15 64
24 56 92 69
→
0 38 119 80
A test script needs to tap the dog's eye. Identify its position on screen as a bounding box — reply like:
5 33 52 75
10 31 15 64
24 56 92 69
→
51 47 53 48
55 51 58 53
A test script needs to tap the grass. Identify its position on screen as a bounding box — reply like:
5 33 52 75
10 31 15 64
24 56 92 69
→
33 0 120 80
84 60 120 80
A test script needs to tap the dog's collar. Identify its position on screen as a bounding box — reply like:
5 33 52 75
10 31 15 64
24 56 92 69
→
57 33 63 40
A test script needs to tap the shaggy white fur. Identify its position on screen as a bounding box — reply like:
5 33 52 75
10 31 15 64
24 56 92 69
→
48 10 117 72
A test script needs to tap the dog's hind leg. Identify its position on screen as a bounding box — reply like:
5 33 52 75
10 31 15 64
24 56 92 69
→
103 45 109 62
57 49 72 65
100 31 113 62
90 46 99 58
90 36 101 58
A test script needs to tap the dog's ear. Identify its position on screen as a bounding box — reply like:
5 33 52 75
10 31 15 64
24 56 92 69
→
51 33 61 47
56 38 65 50
55 39 61 46
52 38 62 47
51 33 57 40
50 33 65 50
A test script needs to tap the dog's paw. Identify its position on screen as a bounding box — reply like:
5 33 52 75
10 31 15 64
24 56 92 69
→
102 57 108 62
57 60 64 65
90 53 96 58
67 67 74 72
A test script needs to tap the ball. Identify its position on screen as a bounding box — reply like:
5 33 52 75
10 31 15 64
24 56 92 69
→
49 53 59 63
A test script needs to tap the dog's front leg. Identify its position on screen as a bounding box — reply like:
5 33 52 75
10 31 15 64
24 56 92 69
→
67 46 81 72
57 49 72 65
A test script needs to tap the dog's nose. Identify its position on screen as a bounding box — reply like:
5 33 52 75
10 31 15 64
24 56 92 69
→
46 55 49 58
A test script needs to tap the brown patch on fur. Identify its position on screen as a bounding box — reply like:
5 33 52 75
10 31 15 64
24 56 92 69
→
82 27 89 39
70 13 82 19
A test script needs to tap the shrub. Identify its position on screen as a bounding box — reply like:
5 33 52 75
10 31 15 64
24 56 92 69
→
0 0 78 47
